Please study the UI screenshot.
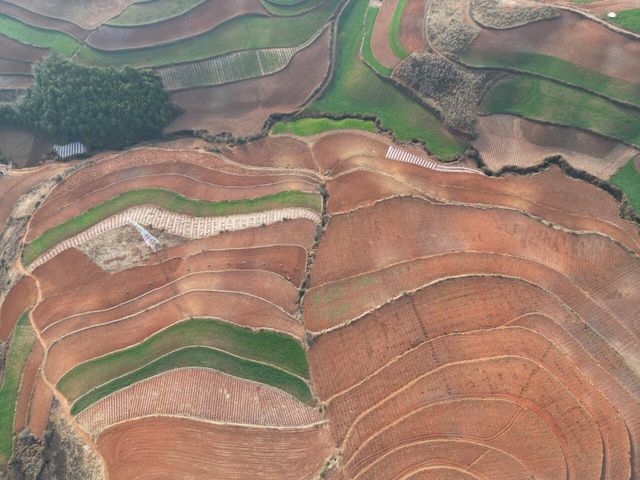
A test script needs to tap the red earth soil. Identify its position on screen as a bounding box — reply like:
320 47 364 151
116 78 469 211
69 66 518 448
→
28 173 317 241
222 136 320 172
322 161 640 253
0 275 37 341
40 269 298 341
77 367 322 434
165 27 331 136
0 34 47 63
97 417 333 480
467 11 640 84
44 290 302 383
399 0 425 53
311 131 391 172
34 244 304 328
13 341 43 433
370 0 403 69
0 0 89 40
3 0 138 30
87 0 267 51
26 372 53 437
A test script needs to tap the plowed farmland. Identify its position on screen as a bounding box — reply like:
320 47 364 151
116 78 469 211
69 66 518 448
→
1 130 639 477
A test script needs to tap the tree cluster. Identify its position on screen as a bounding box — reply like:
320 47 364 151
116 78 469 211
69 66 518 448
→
2 55 177 149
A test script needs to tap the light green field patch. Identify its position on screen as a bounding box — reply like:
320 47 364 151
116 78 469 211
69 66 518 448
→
271 117 377 136
23 189 322 266
58 317 309 403
70 345 313 415
462 49 640 107
611 159 640 214
107 0 207 26
309 0 465 159
260 0 326 16
480 75 640 147
608 9 640 33
389 0 410 59
0 311 35 463
0 15 80 57
362 6 393 76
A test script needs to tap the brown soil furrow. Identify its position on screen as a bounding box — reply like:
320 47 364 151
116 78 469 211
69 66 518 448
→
13 341 43 434
0 275 38 341
26 371 53 437
76 367 322 435
370 0 403 69
0 0 89 40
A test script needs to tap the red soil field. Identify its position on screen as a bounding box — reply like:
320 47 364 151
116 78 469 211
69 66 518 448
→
26 372 53 437
166 27 331 136
474 114 639 179
0 275 37 341
41 270 298 341
44 290 303 383
399 0 425 53
468 11 640 84
543 0 639 15
322 165 640 253
77 367 322 434
87 0 267 51
311 131 390 172
13 341 43 433
0 0 89 40
97 417 333 480
0 34 47 63
370 0 403 69
223 136 320 172
3 0 138 30
33 249 104 295
34 245 302 329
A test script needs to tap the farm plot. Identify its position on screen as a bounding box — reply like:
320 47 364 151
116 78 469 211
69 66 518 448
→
611 158 640 212
474 113 639 178
0 0 88 40
271 117 377 136
87 0 268 52
397 0 424 54
107 0 209 26
156 30 322 91
0 14 80 56
97 418 333 480
76 367 322 435
369 1 403 70
480 75 640 147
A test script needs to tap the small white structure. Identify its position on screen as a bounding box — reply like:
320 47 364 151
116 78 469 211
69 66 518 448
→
53 142 87 159
607 12 617 18
129 219 161 251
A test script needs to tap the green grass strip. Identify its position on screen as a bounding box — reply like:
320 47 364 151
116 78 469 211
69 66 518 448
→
463 49 640 107
272 117 377 135
70 346 313 414
611 159 640 213
23 189 321 266
480 75 640 147
107 0 207 26
389 0 410 59
76 0 341 67
58 318 309 403
0 311 36 463
0 14 80 57
609 9 640 33
309 0 464 159
362 7 393 76
260 0 327 16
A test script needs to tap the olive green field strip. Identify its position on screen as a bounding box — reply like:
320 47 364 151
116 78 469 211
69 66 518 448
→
155 29 324 91
24 189 322 267
463 49 640 108
0 311 35 463
0 13 80 57
57 317 309 403
106 0 209 27
481 75 640 147
68 345 314 415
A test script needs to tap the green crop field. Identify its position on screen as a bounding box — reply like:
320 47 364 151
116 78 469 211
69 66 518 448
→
309 0 464 159
0 312 35 463
609 9 640 33
272 117 377 135
611 159 640 213
260 0 327 16
23 189 321 266
70 345 313 414
107 0 207 26
362 7 393 76
481 75 640 147
76 0 341 68
58 318 309 402
0 15 80 57
463 50 640 107
389 0 410 59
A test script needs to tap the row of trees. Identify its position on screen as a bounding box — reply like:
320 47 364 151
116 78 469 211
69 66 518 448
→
1 55 177 149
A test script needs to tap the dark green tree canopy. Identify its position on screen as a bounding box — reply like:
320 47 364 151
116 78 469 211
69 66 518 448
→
18 55 177 149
